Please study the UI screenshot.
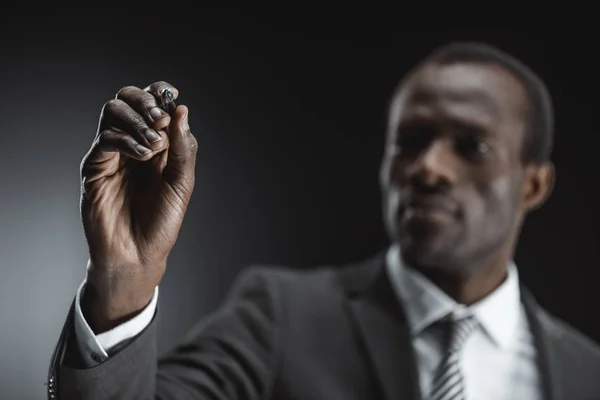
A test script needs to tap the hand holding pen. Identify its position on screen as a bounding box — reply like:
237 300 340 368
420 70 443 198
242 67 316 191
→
79 81 198 333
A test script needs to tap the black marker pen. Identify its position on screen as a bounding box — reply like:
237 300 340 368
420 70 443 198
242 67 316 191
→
160 87 177 116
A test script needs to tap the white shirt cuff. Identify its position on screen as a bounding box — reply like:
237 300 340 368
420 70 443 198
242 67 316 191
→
73 279 159 367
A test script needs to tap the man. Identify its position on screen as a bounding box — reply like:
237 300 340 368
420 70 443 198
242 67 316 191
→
49 42 600 399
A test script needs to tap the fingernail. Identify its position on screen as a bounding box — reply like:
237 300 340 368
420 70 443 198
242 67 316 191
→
150 107 166 120
137 144 151 154
145 129 161 143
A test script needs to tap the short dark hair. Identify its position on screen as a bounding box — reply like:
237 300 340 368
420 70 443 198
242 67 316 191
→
417 42 555 165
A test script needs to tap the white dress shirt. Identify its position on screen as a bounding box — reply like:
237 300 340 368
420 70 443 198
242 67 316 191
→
74 247 542 399
386 245 542 400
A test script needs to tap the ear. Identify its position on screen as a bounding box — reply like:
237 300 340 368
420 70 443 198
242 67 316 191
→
522 162 555 211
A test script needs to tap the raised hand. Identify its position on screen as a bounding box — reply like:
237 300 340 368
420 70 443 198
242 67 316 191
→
79 81 198 332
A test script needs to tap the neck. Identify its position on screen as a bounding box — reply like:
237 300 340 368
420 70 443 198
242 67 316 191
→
429 262 509 305
414 246 513 306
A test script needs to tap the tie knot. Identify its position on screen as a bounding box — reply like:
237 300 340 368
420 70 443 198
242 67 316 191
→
446 313 478 354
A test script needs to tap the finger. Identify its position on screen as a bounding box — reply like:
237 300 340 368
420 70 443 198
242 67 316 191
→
163 105 198 191
100 99 167 152
115 86 171 130
144 81 179 105
92 128 155 162
81 128 156 186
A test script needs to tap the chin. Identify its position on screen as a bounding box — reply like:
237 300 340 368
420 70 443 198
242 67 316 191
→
396 229 461 273
399 236 439 265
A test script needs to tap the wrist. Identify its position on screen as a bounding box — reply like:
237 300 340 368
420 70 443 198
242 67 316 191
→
82 266 159 334
82 280 155 334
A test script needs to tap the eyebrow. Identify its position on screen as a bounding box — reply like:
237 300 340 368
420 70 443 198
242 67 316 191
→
410 88 499 114
397 103 496 132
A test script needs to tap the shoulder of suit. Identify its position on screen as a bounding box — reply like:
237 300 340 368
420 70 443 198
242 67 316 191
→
226 253 382 322
238 256 376 299
537 306 600 361
239 263 340 291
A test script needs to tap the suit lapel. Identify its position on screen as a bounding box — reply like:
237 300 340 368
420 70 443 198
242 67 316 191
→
341 254 571 400
520 286 563 400
341 253 421 400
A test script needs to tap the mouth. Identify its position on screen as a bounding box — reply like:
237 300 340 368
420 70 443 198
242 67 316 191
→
401 196 458 224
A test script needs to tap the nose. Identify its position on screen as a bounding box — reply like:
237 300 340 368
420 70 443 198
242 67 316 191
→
408 140 457 191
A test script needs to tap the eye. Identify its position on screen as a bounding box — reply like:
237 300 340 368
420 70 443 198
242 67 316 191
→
456 137 492 158
395 124 436 155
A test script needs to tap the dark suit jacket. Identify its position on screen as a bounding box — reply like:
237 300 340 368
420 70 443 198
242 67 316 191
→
49 253 600 399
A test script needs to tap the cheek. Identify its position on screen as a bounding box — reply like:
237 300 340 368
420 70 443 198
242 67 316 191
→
471 175 518 228
380 154 403 186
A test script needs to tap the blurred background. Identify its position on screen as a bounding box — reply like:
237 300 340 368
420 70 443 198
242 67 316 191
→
0 8 598 398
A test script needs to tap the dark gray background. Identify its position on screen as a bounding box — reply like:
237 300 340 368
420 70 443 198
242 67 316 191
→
1 10 598 398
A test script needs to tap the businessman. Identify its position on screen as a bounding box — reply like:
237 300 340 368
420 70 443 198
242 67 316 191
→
49 42 600 399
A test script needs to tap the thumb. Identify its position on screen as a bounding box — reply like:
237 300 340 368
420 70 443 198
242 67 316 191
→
163 105 198 190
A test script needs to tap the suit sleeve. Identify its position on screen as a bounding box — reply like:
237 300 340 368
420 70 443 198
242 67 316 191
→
73 280 160 367
50 267 283 400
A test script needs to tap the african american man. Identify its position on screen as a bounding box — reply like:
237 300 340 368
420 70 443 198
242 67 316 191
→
48 42 600 400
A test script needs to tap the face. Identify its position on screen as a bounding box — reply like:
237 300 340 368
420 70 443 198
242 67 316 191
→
381 61 551 277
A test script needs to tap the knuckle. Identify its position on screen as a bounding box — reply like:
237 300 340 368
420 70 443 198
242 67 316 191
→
121 133 137 146
147 80 178 97
140 96 159 115
141 95 157 108
96 130 119 148
153 80 171 90
129 113 148 132
115 85 139 99
97 129 113 141
120 87 156 115
100 129 133 148
102 99 123 114
188 136 199 153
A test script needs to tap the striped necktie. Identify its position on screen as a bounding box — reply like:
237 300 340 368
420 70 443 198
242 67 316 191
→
429 313 478 400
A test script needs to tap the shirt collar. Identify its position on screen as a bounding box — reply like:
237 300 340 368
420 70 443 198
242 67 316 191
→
386 244 522 350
